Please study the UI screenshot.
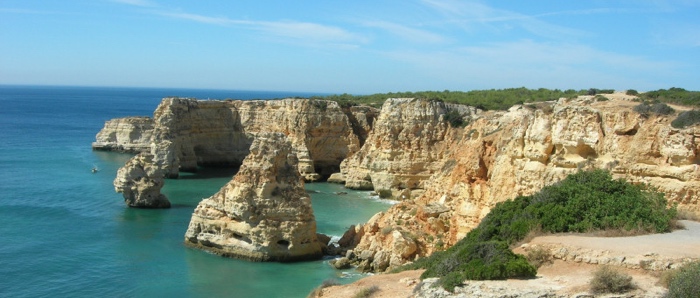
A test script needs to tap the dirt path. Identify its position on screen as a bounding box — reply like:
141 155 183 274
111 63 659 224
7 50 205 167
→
527 220 700 259
315 220 700 298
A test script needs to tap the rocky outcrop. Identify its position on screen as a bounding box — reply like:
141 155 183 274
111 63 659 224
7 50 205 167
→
340 97 700 272
92 116 154 153
341 98 478 197
113 152 170 208
94 98 376 181
145 97 365 181
183 133 323 261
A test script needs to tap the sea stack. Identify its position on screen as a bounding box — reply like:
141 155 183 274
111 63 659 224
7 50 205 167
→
113 152 171 208
184 132 323 261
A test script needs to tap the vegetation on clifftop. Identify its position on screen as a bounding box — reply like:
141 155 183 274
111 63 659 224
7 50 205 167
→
314 87 589 110
639 87 700 106
398 170 676 292
310 87 700 111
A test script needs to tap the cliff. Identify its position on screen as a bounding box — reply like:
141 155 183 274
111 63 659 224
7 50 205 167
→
92 116 154 153
340 97 700 272
340 98 479 198
96 97 374 181
183 133 323 261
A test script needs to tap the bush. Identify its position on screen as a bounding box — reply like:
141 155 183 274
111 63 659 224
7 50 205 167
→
627 89 639 96
671 110 700 128
307 279 340 298
640 87 700 106
665 261 700 298
420 241 536 292
526 246 552 268
589 265 635 294
444 109 465 128
633 102 675 116
353 285 380 298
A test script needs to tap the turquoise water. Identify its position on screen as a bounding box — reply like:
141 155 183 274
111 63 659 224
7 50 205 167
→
0 86 390 297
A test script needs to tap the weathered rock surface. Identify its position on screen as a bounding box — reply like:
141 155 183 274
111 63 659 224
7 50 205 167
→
92 116 154 153
113 152 170 208
341 98 478 197
340 97 700 271
102 97 370 180
183 133 323 261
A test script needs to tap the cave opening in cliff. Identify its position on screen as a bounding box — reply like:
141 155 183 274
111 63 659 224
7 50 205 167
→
176 165 241 180
276 240 290 248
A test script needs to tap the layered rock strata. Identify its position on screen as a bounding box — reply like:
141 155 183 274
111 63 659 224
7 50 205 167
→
341 98 478 198
97 97 372 181
339 97 700 272
184 133 323 261
113 152 170 208
92 116 154 153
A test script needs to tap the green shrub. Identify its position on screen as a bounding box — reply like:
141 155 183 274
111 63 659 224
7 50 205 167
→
634 102 675 116
671 110 700 128
627 89 639 96
640 87 700 106
665 261 700 298
589 265 635 294
419 241 536 292
444 109 465 127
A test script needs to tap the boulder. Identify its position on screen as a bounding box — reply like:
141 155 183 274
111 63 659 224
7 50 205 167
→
113 152 170 208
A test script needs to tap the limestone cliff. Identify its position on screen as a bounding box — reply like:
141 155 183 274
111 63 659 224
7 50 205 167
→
184 133 323 261
113 152 170 208
140 97 366 180
92 116 154 153
340 98 478 198
340 97 700 272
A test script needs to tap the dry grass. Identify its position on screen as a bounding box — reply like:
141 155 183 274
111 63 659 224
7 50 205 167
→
589 265 636 294
676 209 700 222
307 279 340 298
525 246 553 268
353 285 380 298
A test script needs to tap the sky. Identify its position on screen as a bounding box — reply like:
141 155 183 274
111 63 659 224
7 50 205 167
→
0 0 699 94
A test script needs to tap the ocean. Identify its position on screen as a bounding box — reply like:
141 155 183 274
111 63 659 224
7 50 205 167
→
0 85 391 298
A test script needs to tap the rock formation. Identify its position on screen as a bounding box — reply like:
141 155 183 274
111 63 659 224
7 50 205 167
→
341 98 478 198
97 95 700 270
184 133 323 261
92 116 154 153
340 97 700 272
94 97 374 181
113 152 170 208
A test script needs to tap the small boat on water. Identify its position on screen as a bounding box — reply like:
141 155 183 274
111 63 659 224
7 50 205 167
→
91 167 99 173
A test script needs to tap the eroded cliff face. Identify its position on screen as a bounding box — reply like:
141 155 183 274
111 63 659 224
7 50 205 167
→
340 98 478 198
141 97 367 181
183 133 323 261
92 116 154 153
341 97 700 272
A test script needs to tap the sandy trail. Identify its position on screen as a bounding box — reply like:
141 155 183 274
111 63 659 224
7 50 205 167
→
527 220 700 259
316 220 700 298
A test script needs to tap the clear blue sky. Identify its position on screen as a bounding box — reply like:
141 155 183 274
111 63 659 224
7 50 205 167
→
1 0 698 94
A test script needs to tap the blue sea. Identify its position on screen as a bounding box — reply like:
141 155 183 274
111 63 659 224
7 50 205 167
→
0 86 391 298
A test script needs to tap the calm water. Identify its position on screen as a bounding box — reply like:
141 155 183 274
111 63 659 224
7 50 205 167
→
0 86 391 298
